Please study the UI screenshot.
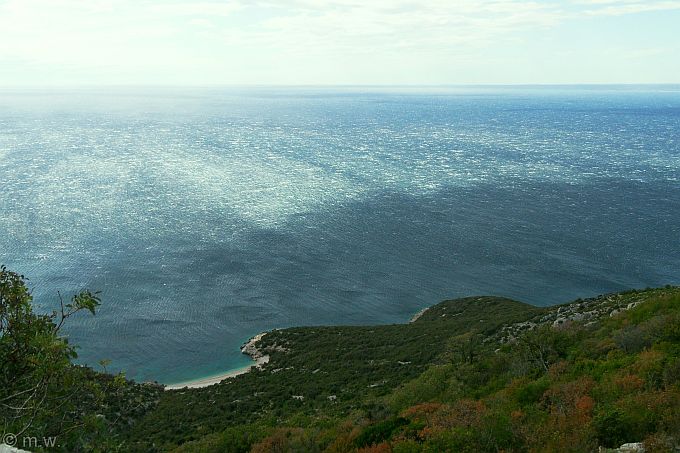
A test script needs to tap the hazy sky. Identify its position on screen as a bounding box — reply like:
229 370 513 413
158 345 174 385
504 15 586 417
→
1 0 679 86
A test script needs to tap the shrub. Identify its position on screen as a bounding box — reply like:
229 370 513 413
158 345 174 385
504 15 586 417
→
614 325 651 353
355 418 409 448
594 407 632 447
515 378 550 405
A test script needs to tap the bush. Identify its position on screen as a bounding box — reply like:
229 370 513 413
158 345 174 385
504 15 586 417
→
515 378 550 405
594 407 632 447
614 325 651 353
355 418 409 448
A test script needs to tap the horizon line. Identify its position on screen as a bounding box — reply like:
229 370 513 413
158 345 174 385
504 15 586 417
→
2 82 680 90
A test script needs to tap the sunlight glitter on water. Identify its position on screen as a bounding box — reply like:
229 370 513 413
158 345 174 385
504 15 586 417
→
1 87 678 382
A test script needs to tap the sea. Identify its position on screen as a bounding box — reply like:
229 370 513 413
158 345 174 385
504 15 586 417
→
1 86 678 384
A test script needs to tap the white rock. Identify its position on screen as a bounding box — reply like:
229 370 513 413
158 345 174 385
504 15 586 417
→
616 442 645 452
570 313 586 321
553 317 567 327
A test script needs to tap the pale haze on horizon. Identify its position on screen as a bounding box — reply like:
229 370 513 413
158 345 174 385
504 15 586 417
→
0 0 679 86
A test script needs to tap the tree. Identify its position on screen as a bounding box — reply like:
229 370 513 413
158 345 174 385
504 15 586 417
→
0 265 100 439
515 325 574 375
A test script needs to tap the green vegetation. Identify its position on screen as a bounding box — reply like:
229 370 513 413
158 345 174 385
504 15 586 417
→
0 266 162 452
135 288 680 453
2 264 679 452
127 296 541 451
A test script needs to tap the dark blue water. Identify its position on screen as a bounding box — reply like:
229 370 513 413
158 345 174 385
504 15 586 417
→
1 86 678 383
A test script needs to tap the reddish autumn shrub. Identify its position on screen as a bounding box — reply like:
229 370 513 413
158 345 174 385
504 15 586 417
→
401 402 445 420
429 399 486 430
613 374 645 393
542 377 594 416
358 442 392 453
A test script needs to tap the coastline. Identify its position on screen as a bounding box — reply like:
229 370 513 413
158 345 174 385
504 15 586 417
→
164 333 269 390
409 307 429 323
166 308 429 390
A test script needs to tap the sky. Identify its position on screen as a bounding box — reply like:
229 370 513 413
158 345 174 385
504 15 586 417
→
0 0 679 86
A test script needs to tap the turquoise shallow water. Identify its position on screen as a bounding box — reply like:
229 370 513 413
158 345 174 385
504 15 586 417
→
1 86 679 383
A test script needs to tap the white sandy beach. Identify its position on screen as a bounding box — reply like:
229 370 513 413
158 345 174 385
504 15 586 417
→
164 355 269 390
164 333 269 390
409 307 429 323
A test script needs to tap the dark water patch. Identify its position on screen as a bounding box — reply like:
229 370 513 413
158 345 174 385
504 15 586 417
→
35 178 679 382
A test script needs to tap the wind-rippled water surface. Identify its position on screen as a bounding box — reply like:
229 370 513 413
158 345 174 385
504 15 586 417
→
1 86 679 383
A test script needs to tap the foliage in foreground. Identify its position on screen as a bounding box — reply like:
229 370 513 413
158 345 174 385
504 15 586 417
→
0 266 162 452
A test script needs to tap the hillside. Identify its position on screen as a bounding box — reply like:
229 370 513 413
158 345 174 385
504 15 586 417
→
126 296 542 450
125 287 680 452
2 266 679 452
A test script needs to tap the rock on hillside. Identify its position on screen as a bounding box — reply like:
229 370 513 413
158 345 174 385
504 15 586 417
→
493 286 677 345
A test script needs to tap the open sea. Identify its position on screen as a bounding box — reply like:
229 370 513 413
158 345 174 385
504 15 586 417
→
1 86 678 384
